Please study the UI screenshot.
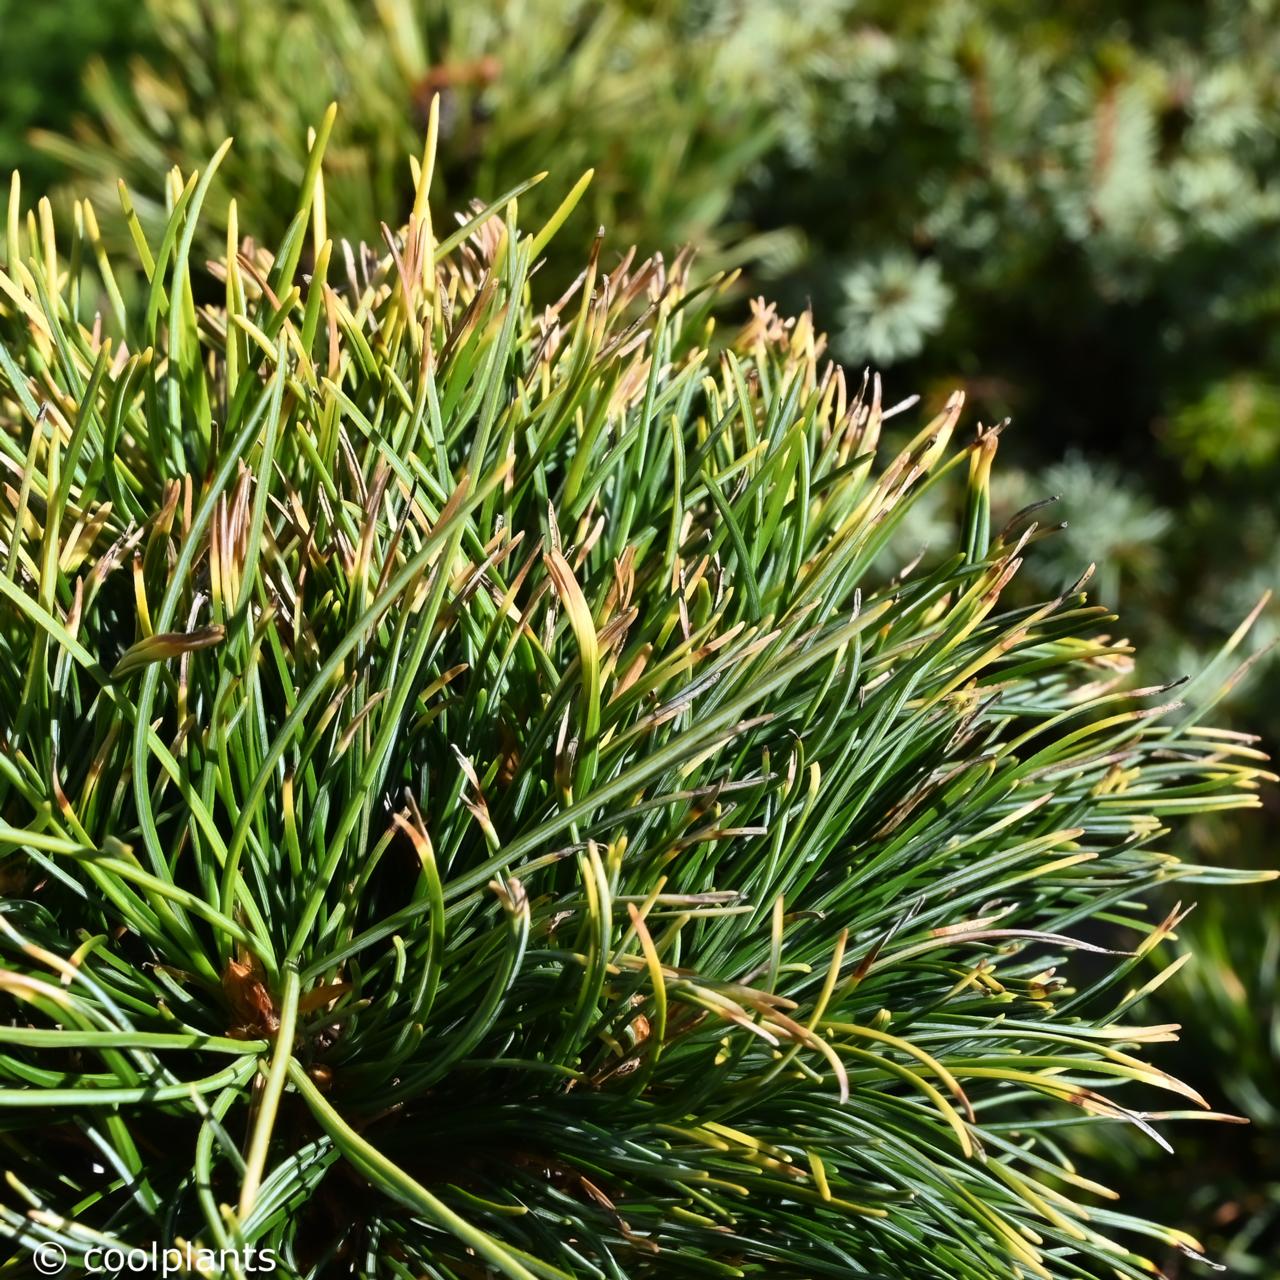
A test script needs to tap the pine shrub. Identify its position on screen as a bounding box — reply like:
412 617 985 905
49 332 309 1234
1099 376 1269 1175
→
0 116 1273 1279
31 0 820 279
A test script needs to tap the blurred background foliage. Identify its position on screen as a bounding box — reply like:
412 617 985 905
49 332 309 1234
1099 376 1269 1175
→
2 0 1278 1271
26 0 831 279
0 0 152 191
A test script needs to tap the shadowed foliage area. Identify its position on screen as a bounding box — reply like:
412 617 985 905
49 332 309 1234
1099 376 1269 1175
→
0 0 151 192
